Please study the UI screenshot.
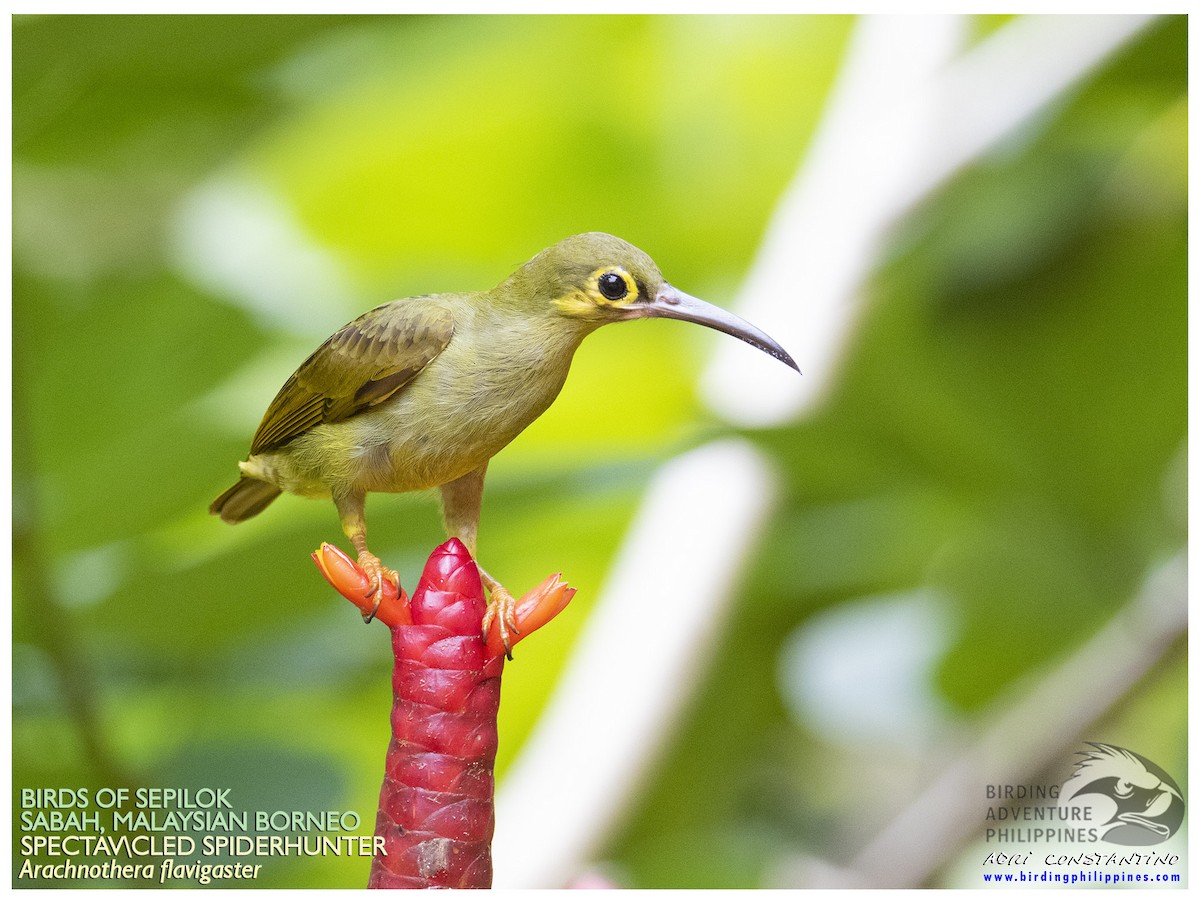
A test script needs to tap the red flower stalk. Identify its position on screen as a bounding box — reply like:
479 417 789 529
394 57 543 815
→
312 539 574 888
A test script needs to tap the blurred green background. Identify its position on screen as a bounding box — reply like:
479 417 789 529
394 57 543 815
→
12 14 1186 889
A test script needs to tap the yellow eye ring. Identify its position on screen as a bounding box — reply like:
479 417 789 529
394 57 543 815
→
589 267 637 305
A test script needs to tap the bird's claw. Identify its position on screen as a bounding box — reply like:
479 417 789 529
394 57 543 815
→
357 552 399 624
482 587 521 660
362 595 382 624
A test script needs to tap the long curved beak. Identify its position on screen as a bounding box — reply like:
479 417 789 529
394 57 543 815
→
625 285 799 371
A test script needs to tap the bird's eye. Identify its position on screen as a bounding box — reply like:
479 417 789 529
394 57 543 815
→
597 272 628 301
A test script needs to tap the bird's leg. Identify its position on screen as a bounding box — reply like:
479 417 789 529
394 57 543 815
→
440 465 520 657
334 490 398 623
476 564 519 659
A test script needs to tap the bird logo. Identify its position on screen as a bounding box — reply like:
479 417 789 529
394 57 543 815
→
1059 743 1184 846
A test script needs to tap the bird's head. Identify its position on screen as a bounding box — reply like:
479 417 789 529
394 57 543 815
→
509 232 799 371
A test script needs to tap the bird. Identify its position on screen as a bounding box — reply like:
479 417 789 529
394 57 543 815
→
210 232 798 652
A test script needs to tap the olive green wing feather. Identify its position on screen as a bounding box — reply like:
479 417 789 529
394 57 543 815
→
249 298 455 455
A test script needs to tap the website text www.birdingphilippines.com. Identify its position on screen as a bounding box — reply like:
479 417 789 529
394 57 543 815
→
981 850 1182 887
983 870 1182 885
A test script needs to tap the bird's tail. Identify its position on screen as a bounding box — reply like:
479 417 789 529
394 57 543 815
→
209 477 281 523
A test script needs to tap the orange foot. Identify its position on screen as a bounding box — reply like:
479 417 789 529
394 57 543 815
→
358 551 400 623
481 586 521 660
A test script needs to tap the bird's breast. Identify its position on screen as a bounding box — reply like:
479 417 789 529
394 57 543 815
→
355 318 580 492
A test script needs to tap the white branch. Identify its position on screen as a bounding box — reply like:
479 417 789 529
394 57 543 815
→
702 14 1155 427
491 439 778 888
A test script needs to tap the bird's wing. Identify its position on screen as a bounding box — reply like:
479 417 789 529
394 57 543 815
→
249 298 455 455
